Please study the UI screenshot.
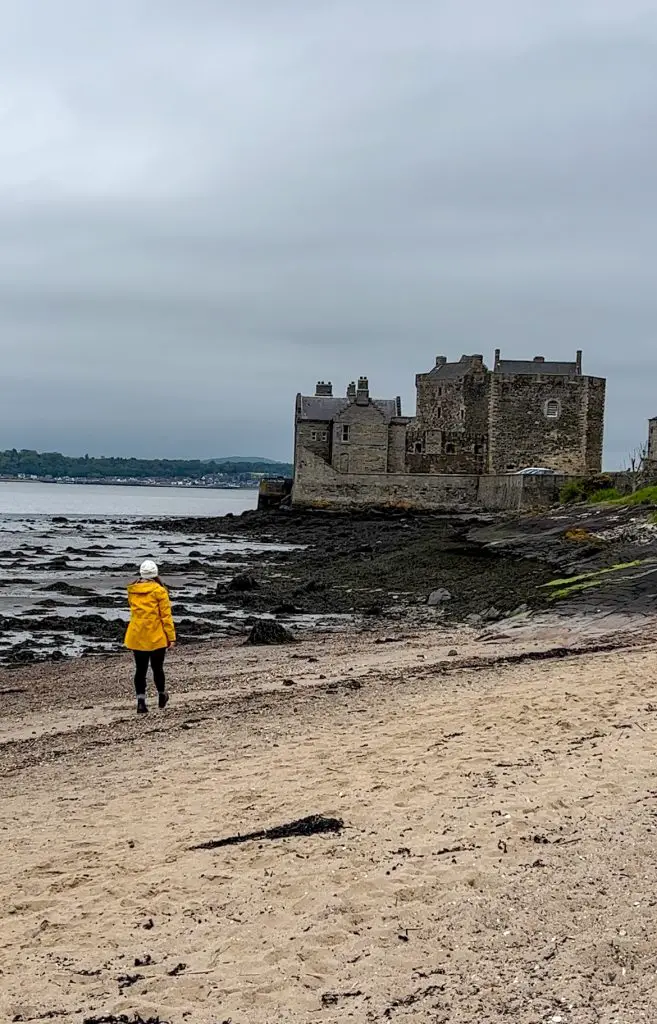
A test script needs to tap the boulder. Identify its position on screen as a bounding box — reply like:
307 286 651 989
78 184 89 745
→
228 574 259 592
427 588 452 606
481 606 503 622
245 620 296 646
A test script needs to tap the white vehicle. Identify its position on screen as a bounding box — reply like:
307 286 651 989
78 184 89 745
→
512 466 556 475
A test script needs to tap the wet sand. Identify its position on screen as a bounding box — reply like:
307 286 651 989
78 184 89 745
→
2 618 657 1023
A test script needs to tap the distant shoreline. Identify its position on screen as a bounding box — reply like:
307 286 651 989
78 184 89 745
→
0 477 259 491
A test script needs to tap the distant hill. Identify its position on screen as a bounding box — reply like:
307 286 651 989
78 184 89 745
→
0 449 293 481
213 457 290 466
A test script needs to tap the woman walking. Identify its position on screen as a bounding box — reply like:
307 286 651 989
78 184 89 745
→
125 559 176 714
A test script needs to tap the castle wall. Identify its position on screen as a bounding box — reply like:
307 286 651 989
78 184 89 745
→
331 402 389 474
649 417 657 465
387 421 407 473
487 373 602 475
293 447 568 511
583 377 606 472
295 420 331 465
412 369 489 473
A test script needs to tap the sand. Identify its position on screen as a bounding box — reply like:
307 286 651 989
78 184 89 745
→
2 619 657 1023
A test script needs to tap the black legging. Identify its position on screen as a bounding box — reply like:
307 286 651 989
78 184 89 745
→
133 648 166 697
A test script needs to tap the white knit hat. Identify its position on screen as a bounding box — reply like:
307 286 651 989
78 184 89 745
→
139 559 159 579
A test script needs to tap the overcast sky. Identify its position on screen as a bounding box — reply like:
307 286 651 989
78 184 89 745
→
0 0 655 466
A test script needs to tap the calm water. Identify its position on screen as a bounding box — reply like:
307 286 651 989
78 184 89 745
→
0 481 259 518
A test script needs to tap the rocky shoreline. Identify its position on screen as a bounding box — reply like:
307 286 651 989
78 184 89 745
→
2 501 657 668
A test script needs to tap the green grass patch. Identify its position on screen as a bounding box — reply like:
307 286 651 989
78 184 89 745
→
606 485 657 506
588 487 622 502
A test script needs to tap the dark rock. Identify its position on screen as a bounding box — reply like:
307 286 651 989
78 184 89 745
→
448 649 458 657
52 516 69 524
272 603 301 615
427 588 452 606
228 573 259 592
244 620 295 646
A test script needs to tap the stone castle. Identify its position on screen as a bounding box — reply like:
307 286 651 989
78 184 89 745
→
292 350 606 510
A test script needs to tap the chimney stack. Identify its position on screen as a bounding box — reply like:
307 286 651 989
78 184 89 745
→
435 356 447 367
533 356 545 363
315 380 333 396
494 348 501 368
356 376 369 405
346 381 356 399
576 350 582 374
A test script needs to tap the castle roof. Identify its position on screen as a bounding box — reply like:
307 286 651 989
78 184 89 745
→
496 359 579 376
298 395 398 422
426 354 487 379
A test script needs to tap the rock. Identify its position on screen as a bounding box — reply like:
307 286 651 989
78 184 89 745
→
481 606 502 622
228 573 259 592
510 603 529 616
466 613 483 625
427 588 451 606
244 620 296 646
52 516 69 524
448 649 458 657
273 603 301 615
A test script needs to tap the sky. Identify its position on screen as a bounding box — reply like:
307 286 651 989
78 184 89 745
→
0 0 656 467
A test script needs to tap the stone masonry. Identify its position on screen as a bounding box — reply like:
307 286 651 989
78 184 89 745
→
292 352 605 509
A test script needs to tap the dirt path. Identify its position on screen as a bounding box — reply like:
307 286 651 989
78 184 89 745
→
2 624 657 1023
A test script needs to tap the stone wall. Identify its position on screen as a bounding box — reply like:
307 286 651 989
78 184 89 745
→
488 373 600 475
647 418 657 466
293 447 568 511
583 377 606 473
331 402 389 474
413 367 490 474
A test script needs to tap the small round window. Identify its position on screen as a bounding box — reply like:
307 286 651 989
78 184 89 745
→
544 399 560 419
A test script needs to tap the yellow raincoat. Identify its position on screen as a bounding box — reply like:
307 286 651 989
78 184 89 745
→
124 580 176 651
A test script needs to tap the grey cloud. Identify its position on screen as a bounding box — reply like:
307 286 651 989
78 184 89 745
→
0 0 656 465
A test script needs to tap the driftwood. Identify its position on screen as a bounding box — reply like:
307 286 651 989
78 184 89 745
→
190 814 344 850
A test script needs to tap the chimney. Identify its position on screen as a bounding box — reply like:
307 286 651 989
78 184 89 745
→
395 396 402 417
315 380 333 396
346 381 356 399
470 354 483 367
435 356 447 367
356 376 369 405
494 348 501 369
533 356 545 363
576 350 582 374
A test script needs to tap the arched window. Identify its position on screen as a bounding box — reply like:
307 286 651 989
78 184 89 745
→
544 399 560 419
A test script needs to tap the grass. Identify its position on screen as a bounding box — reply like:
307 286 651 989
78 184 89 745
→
588 487 622 502
606 486 657 506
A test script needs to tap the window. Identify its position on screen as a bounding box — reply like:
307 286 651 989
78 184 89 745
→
310 430 328 442
436 407 442 419
544 399 560 419
459 408 465 421
414 441 423 453
474 443 484 455
445 443 456 455
311 430 317 441
341 425 350 442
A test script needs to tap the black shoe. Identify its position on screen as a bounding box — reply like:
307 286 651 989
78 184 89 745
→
137 701 148 714
158 691 169 710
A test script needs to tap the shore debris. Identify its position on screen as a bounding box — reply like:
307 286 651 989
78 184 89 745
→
190 814 344 850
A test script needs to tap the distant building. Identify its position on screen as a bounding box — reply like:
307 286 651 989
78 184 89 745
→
292 351 606 510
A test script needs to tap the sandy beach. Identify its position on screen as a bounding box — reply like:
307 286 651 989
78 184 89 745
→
2 616 657 1024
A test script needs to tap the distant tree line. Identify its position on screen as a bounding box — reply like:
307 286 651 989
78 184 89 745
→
0 449 293 481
